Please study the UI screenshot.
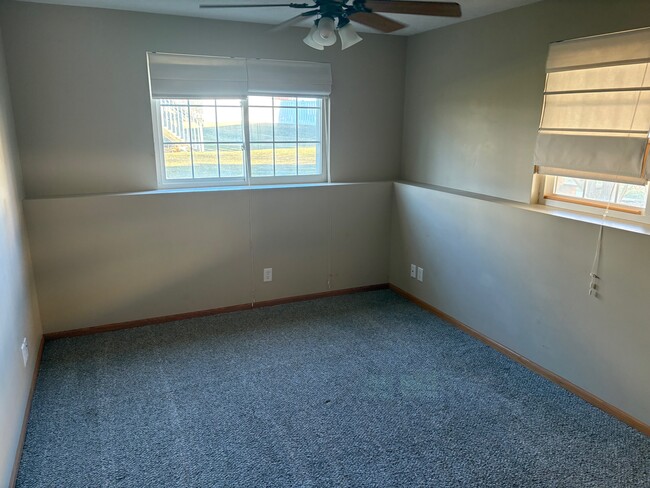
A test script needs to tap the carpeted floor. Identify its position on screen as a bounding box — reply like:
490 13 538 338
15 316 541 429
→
17 290 650 487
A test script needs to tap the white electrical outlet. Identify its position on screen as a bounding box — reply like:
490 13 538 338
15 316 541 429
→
21 338 28 367
417 267 424 282
263 268 273 282
410 264 417 278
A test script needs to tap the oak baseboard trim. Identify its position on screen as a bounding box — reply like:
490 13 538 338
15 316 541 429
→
390 284 650 437
10 335 45 488
44 284 389 341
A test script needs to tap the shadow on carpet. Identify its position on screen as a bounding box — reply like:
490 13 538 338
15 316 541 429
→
17 290 650 487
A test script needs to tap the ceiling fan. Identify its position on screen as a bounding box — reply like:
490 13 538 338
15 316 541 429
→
200 0 462 50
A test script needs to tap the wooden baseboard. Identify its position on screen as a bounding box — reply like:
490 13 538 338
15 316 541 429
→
390 284 650 437
10 335 45 488
43 284 389 341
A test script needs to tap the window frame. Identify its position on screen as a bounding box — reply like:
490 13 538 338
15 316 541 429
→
537 174 650 224
151 96 330 189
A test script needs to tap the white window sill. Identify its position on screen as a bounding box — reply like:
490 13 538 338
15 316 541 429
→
397 180 650 238
120 181 384 196
127 182 338 195
523 203 650 237
24 182 392 201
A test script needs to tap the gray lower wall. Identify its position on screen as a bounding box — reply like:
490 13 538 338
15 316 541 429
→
394 0 650 426
390 183 650 425
25 182 392 333
0 25 42 488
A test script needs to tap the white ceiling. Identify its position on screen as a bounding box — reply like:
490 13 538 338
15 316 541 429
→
18 0 541 36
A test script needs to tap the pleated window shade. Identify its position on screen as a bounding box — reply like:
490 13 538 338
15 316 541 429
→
147 53 332 99
246 59 333 96
148 53 249 99
533 28 650 185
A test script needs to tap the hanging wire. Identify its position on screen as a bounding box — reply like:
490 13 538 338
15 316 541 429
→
588 62 650 298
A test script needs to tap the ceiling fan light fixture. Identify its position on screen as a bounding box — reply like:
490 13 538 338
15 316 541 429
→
339 23 362 50
201 0 463 50
303 25 325 50
313 17 337 46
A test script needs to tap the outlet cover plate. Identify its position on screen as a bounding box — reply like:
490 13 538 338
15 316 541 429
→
263 268 273 282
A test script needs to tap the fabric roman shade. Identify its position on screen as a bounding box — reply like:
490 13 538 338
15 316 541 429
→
246 59 332 96
533 27 650 185
148 53 248 99
148 53 332 99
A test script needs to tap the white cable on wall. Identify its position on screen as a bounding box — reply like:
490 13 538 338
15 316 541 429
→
588 224 603 297
588 62 649 298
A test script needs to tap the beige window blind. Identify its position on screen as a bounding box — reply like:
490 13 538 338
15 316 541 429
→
533 27 650 185
147 53 332 99
147 53 248 99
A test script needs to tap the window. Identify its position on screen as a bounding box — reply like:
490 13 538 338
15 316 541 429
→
152 96 327 187
147 53 332 188
532 27 650 219
542 175 650 216
157 98 245 182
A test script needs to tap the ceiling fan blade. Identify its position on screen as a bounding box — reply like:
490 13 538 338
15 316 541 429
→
200 3 312 8
363 1 461 17
268 12 316 32
349 11 406 33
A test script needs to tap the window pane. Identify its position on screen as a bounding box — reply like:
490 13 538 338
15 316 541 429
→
161 106 190 143
554 176 648 210
160 98 187 105
584 180 616 203
298 143 320 175
217 99 242 106
274 106 296 142
190 106 216 142
164 144 192 179
275 143 297 176
297 108 321 141
217 106 243 142
615 183 648 208
217 144 244 178
249 107 273 142
251 143 274 177
248 96 272 106
274 97 297 107
297 98 321 108
193 144 219 178
189 99 216 106
555 177 585 198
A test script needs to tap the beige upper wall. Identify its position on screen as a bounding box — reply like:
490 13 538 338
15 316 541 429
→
0 24 42 487
402 0 650 202
0 2 406 198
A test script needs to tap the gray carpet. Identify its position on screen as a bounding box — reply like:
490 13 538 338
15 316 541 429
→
17 290 650 487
